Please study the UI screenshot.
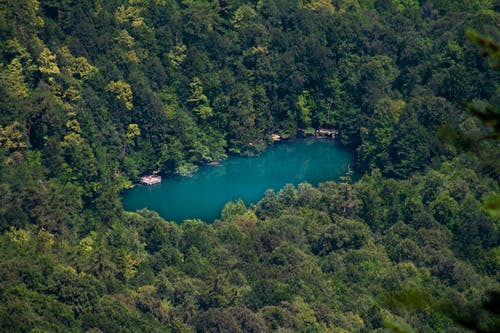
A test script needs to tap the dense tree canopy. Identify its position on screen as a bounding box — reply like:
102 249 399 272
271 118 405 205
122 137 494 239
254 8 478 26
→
0 0 499 332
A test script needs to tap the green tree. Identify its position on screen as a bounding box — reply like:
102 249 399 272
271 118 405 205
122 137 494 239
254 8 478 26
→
188 77 213 120
108 80 133 110
296 89 314 129
37 47 60 75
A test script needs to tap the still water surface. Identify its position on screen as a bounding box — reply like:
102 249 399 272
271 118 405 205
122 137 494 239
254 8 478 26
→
122 139 353 222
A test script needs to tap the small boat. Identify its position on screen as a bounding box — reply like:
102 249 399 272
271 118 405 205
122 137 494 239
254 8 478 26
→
140 175 161 185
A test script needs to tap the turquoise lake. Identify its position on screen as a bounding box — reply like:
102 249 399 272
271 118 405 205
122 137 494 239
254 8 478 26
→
122 139 353 222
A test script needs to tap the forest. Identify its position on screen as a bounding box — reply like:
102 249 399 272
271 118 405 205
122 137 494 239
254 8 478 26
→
0 0 499 332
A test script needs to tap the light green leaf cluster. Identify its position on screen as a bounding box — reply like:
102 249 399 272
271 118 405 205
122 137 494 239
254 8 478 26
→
108 80 133 110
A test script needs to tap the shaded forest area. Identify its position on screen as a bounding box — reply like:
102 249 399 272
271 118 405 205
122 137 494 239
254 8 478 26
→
0 0 499 332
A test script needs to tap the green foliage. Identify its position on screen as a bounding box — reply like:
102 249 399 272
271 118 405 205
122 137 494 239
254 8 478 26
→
37 47 60 75
126 123 140 140
188 76 213 120
107 80 133 110
0 0 499 332
221 199 247 221
296 89 314 128
0 58 29 99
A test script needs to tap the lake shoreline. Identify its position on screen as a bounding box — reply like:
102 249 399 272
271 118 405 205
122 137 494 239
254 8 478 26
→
123 139 353 222
132 133 343 187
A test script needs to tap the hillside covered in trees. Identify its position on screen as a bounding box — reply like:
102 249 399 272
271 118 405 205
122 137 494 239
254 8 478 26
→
0 0 499 332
